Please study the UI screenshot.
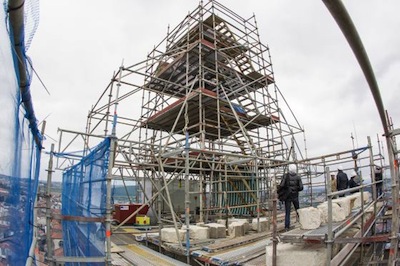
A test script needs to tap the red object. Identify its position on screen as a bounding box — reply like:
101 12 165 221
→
113 204 149 225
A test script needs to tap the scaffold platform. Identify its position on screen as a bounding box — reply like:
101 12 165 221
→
111 244 189 266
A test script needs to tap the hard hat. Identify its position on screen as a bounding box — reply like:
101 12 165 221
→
375 166 382 173
288 164 297 174
338 166 343 171
351 171 357 177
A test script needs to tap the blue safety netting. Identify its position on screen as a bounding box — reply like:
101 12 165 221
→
1 0 41 265
61 138 110 265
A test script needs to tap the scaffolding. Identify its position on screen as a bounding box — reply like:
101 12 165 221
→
48 1 399 265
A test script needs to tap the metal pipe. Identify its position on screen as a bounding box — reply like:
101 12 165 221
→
326 167 333 266
185 131 191 264
321 1 398 262
46 144 55 266
26 122 47 266
105 65 122 265
8 0 42 149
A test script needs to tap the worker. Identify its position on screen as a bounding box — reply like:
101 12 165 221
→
348 171 358 193
336 166 348 197
279 164 303 231
330 173 337 198
374 166 383 197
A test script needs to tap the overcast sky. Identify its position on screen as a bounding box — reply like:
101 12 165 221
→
28 1 400 179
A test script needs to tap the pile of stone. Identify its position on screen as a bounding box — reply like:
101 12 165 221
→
298 191 370 230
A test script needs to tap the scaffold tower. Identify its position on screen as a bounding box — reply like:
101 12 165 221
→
85 0 304 222
56 0 307 261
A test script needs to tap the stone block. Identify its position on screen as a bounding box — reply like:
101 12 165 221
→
234 219 250 233
204 223 226 239
298 207 321 230
228 222 244 237
217 218 250 233
266 243 327 266
333 197 351 216
251 217 268 231
189 225 209 240
352 191 371 208
161 228 186 243
317 202 346 223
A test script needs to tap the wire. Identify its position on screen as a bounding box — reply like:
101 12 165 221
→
27 58 51 96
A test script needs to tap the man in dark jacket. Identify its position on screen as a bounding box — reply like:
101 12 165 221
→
336 166 348 197
348 171 358 193
374 166 383 197
279 164 303 230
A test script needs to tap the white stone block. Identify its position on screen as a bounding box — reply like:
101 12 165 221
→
217 219 231 226
189 225 209 240
204 223 226 239
317 202 346 223
228 222 244 237
234 219 250 233
251 217 268 231
353 191 371 208
266 243 327 266
218 218 250 233
297 207 321 230
346 193 359 210
333 197 351 216
161 228 186 243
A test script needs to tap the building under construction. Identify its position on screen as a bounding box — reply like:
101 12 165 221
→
47 1 399 265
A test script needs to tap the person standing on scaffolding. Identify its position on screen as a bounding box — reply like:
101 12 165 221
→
336 166 348 197
374 166 383 197
279 164 303 231
348 171 359 193
330 173 337 198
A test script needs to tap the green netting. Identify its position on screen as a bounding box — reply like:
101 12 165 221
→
61 138 110 265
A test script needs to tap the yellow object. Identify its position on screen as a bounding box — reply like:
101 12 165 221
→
135 215 150 225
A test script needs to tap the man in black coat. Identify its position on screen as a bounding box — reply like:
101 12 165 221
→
336 166 349 197
279 164 303 230
348 171 358 193
375 166 383 197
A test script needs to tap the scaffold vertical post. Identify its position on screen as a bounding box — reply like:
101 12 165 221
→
326 166 333 266
46 143 55 266
185 131 191 264
105 65 122 265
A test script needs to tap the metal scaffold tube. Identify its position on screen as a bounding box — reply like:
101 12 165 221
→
322 0 399 263
45 143 55 266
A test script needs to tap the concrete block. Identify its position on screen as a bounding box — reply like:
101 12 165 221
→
333 197 351 216
204 223 226 239
298 207 321 230
266 243 327 266
161 228 186 243
251 217 268 231
189 225 209 240
228 222 244 238
317 202 346 223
